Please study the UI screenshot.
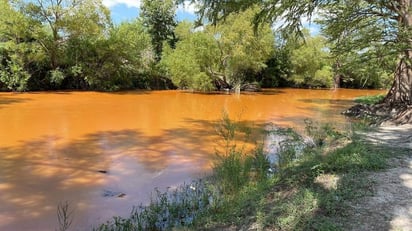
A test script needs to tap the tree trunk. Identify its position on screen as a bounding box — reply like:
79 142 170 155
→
333 60 342 89
384 0 412 106
384 55 412 105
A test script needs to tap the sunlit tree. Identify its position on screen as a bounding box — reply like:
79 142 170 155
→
141 0 177 61
162 8 274 91
0 0 44 90
187 0 412 107
21 0 111 70
289 33 333 88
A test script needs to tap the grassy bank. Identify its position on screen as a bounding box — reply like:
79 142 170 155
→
73 116 408 231
354 94 385 105
191 120 408 230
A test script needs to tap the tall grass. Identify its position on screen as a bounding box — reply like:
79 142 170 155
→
62 115 405 231
213 111 269 194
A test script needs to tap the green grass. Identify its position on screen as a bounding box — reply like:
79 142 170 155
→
354 94 385 105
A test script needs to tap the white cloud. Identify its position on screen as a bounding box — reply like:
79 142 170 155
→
102 0 141 8
103 0 196 14
177 1 197 15
103 0 196 22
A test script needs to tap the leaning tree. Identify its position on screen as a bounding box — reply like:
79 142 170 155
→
183 0 412 122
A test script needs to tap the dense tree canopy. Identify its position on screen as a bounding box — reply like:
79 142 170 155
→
161 8 274 91
187 0 412 105
288 33 333 88
0 0 406 94
0 0 158 91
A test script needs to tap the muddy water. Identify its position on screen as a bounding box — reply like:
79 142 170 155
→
0 89 384 230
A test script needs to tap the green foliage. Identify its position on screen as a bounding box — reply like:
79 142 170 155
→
321 142 388 173
49 68 65 86
289 34 333 88
198 120 406 230
162 25 218 90
94 181 214 231
330 47 395 89
259 46 292 87
0 0 45 91
1 0 404 91
214 150 252 194
266 188 318 230
190 0 412 93
193 72 214 91
0 56 30 91
212 8 274 85
213 112 269 194
64 20 155 90
304 119 343 147
187 0 320 37
141 0 177 61
354 94 386 105
162 8 274 91
269 127 305 170
318 1 399 89
21 0 111 70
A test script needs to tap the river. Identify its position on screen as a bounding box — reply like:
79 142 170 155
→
0 88 384 230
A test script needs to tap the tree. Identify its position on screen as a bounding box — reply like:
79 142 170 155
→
21 0 111 70
329 48 394 89
161 8 274 91
64 20 155 90
0 0 44 91
187 0 412 107
288 33 333 88
161 22 219 91
140 0 177 61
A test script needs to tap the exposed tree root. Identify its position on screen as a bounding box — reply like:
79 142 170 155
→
343 103 412 125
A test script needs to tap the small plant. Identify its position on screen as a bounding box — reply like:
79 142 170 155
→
94 180 215 231
267 126 305 170
215 111 251 155
213 150 253 194
251 145 271 182
304 119 343 147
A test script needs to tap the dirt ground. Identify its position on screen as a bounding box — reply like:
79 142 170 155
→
347 125 412 231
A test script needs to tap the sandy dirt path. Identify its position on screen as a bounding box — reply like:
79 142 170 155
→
348 125 412 231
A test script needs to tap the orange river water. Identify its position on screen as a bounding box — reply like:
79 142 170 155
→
0 88 384 230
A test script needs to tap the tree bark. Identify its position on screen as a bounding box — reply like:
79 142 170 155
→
333 60 342 89
384 55 412 105
384 0 412 106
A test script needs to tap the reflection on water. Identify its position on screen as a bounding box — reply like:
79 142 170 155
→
0 89 384 230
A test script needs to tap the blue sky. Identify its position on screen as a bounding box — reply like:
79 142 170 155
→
102 0 197 24
102 0 320 34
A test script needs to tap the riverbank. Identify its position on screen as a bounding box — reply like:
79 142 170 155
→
189 123 411 230
89 119 411 231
